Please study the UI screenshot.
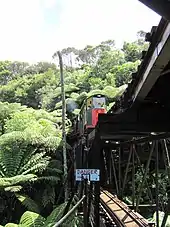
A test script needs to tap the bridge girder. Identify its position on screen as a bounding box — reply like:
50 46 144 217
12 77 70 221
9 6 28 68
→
138 0 170 21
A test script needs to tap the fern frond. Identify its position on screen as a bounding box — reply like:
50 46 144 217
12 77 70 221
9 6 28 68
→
42 187 55 208
0 161 7 177
46 167 62 175
22 162 50 175
44 136 61 149
19 148 38 168
15 194 40 213
38 176 60 183
0 174 37 188
48 160 62 168
18 152 49 174
5 185 22 192
0 149 24 177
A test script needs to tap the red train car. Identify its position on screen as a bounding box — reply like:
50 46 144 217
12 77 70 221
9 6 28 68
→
78 94 107 135
86 108 106 129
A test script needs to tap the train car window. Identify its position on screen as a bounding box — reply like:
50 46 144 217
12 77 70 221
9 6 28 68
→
87 97 92 109
92 97 106 108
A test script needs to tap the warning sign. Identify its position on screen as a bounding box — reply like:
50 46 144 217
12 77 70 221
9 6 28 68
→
75 169 100 181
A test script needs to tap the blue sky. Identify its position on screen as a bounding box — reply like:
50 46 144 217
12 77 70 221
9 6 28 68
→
0 0 160 63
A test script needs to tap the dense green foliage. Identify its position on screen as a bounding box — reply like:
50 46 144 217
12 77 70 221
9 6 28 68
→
0 32 148 226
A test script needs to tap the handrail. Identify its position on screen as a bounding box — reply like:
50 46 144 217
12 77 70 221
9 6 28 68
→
53 195 86 227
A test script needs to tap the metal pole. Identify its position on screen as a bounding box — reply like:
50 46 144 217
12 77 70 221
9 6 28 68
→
134 148 154 205
103 149 109 184
161 140 170 227
93 134 101 227
94 181 100 227
162 139 170 181
136 141 155 211
57 51 68 201
122 145 133 193
161 190 170 227
118 146 122 198
111 151 119 194
87 181 93 220
109 150 112 185
83 179 88 227
132 145 135 208
155 141 159 227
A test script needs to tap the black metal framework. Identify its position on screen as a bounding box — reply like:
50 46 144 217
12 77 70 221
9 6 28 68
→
98 136 170 227
74 101 170 226
72 16 170 225
138 0 170 21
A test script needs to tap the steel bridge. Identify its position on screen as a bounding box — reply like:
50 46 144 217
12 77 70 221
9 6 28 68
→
55 1 170 227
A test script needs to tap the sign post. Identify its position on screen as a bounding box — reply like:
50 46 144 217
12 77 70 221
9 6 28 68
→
76 169 100 227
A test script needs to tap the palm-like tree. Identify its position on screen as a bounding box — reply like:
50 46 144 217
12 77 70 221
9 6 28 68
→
0 106 65 224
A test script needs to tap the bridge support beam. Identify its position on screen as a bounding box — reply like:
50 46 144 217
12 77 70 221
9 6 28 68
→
138 0 170 21
88 131 102 227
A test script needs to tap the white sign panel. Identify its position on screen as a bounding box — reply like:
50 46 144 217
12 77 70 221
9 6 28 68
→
75 169 100 181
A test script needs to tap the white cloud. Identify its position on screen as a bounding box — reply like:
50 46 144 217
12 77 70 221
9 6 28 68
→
52 0 161 49
0 0 161 63
42 0 57 9
0 0 44 62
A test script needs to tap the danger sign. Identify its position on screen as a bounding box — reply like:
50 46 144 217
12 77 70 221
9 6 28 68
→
77 169 98 175
75 169 100 181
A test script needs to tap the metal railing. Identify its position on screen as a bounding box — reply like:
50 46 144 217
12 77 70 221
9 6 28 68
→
53 195 86 227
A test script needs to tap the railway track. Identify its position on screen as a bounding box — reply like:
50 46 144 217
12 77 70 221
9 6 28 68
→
99 190 155 227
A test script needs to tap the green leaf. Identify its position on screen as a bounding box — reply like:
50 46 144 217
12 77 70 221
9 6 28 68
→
44 202 67 226
5 224 18 227
19 211 45 227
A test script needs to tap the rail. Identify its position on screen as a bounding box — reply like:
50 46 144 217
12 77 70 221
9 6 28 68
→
100 189 155 227
52 188 155 226
52 195 86 227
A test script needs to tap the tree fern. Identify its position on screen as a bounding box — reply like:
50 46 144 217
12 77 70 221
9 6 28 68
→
0 103 63 223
